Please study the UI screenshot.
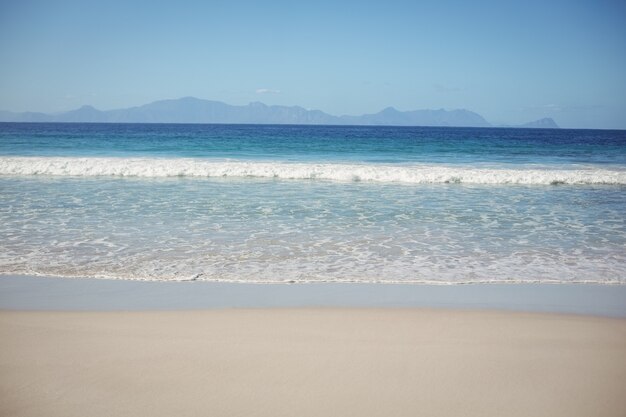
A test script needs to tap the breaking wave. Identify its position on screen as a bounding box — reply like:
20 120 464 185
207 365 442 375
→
1 156 624 185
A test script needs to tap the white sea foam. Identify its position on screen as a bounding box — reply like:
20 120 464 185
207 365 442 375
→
0 156 624 185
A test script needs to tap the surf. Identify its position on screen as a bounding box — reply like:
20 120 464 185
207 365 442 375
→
1 156 624 185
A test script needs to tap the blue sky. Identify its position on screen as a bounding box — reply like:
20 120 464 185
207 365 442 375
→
1 0 625 128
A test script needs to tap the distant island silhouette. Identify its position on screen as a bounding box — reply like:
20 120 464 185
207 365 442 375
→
0 97 559 128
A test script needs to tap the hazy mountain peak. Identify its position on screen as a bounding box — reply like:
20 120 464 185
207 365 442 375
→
178 96 203 102
519 117 559 128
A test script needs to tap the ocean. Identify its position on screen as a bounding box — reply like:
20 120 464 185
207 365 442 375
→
0 122 624 284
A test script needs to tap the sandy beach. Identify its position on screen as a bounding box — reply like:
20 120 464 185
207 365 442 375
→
1 308 625 417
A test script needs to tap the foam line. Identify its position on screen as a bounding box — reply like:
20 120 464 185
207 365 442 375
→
1 157 624 185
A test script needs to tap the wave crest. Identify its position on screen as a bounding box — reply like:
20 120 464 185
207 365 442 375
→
0 157 624 185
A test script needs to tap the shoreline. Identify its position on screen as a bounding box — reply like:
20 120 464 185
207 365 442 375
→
2 276 625 416
2 274 625 317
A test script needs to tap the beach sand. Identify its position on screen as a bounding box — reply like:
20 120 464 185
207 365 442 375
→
1 309 625 417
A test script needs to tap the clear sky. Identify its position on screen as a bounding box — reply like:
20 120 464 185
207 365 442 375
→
1 0 625 128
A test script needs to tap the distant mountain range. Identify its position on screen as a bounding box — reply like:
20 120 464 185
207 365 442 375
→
0 97 559 128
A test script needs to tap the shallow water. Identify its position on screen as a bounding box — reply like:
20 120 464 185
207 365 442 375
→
1 123 624 283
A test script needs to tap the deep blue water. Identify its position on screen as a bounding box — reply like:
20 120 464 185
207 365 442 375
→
1 122 625 166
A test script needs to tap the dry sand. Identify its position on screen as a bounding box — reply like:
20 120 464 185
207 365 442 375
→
1 309 625 417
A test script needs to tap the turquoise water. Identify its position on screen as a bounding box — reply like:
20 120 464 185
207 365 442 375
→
0 123 625 283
